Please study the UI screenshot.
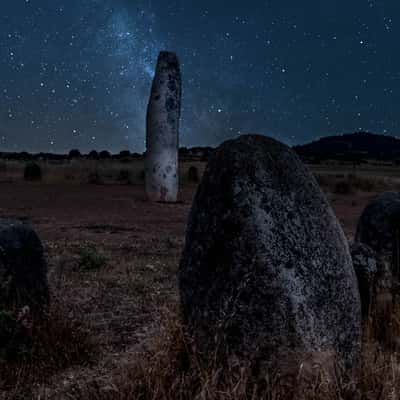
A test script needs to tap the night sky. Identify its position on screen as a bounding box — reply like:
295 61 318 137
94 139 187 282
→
1 1 400 153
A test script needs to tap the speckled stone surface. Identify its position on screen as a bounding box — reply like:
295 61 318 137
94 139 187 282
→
179 134 361 373
145 51 181 202
0 219 49 316
350 242 380 317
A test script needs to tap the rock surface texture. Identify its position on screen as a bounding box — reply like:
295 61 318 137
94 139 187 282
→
145 51 181 202
350 242 380 317
355 191 400 279
179 134 361 373
0 219 49 316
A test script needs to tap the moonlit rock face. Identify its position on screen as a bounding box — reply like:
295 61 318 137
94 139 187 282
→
145 51 181 202
179 135 361 374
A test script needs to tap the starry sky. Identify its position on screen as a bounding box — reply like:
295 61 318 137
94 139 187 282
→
1 0 400 153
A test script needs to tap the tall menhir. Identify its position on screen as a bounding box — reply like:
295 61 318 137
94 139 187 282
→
145 51 182 202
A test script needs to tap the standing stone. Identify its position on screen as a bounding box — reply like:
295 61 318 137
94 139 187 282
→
179 134 361 374
145 51 181 202
0 219 49 317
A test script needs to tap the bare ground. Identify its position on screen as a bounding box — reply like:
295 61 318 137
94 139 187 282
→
0 166 394 398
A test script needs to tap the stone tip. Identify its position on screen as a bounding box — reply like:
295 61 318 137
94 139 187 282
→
157 51 180 66
158 50 178 58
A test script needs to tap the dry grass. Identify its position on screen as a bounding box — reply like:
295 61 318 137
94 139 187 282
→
4 302 400 399
0 300 96 399
68 306 400 400
315 173 399 194
0 159 206 186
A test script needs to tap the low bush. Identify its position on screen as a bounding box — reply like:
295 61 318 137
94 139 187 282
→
117 169 131 183
24 162 42 181
77 244 107 271
88 170 102 184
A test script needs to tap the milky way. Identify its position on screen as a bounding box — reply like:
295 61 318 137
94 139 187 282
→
1 0 400 152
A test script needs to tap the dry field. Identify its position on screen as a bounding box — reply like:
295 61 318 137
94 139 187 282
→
0 159 400 399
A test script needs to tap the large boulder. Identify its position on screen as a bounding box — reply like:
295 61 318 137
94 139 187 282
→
179 134 361 374
0 219 49 317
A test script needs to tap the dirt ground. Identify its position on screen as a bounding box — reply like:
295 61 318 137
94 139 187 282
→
0 163 394 398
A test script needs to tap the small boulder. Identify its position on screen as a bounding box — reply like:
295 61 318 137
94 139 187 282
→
24 161 42 181
355 191 400 259
0 219 49 317
355 192 400 305
179 134 361 374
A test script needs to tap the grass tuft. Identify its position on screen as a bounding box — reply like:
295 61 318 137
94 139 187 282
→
0 300 96 398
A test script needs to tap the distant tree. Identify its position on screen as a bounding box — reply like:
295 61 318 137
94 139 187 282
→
119 150 131 158
88 150 99 160
19 152 32 161
179 147 189 159
68 149 81 159
99 150 111 159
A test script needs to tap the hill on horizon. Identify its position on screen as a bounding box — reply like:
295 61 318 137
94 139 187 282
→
293 131 400 163
1 131 400 163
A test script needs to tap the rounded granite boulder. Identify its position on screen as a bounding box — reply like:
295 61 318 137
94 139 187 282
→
179 134 361 374
0 219 49 317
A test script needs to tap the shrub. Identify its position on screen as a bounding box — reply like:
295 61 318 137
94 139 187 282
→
117 169 131 183
77 244 106 271
68 149 81 159
99 150 111 159
119 150 131 159
24 162 42 181
88 170 102 184
88 150 99 160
